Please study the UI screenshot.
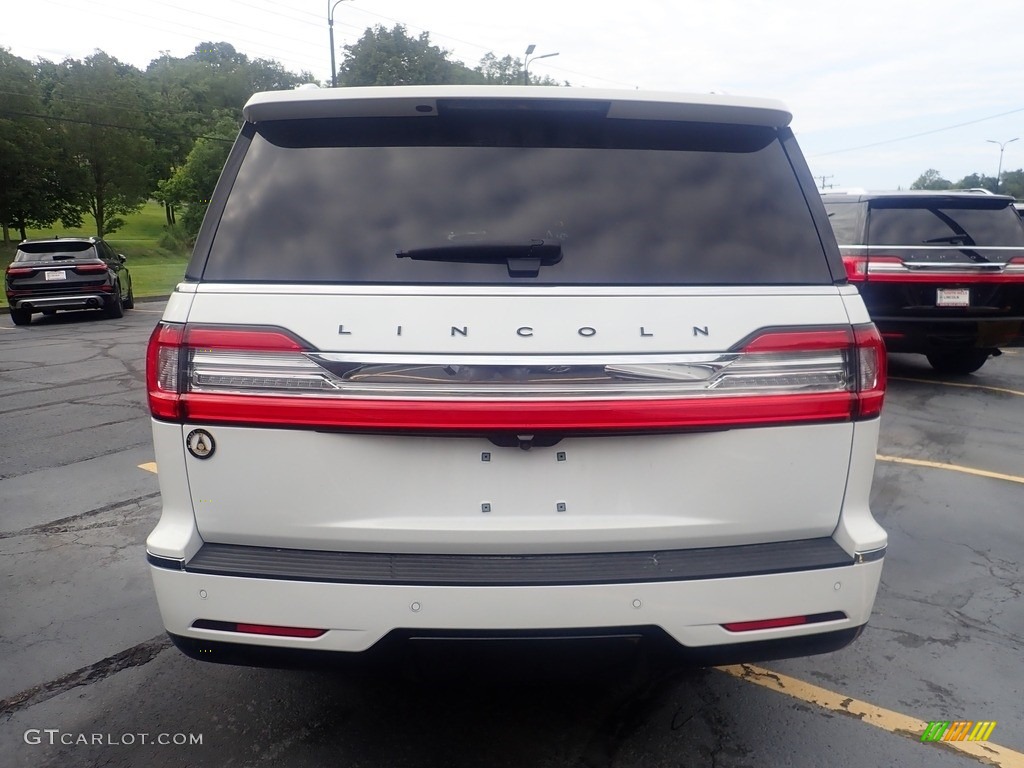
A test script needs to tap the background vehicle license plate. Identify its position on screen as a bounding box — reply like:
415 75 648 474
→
937 288 969 307
44 270 67 281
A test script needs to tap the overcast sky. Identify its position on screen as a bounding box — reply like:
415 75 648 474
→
6 0 1024 191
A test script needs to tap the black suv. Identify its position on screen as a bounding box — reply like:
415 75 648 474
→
822 191 1024 373
5 237 134 325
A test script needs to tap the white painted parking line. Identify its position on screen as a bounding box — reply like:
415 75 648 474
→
130 308 164 313
876 455 1024 486
890 376 1024 398
721 664 1024 767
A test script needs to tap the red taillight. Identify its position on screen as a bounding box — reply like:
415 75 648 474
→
147 323 887 428
842 255 868 281
146 323 185 420
853 324 886 419
186 326 304 351
147 323 308 421
841 254 903 282
844 252 1024 282
75 263 108 274
742 328 852 352
6 266 34 277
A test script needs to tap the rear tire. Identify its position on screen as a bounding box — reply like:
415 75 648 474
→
926 350 990 375
105 284 125 319
10 307 31 326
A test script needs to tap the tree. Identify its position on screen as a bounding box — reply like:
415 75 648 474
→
910 169 952 190
144 43 313 225
476 53 522 85
952 172 996 193
48 52 156 237
156 114 236 242
339 25 482 86
0 49 82 241
997 169 1024 200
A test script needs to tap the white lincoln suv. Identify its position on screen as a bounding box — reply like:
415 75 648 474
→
146 86 887 667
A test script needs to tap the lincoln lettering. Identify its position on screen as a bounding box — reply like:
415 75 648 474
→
334 324 711 337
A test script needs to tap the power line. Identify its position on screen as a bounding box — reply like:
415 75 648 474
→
0 109 235 144
38 0 325 74
341 5 637 88
812 106 1024 157
27 0 640 89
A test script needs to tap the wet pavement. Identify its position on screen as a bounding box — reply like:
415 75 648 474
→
1 307 1021 767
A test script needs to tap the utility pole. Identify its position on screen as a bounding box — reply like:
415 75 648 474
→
817 175 835 191
328 0 352 87
986 138 1019 192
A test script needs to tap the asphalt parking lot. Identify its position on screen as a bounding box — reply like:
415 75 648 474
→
0 304 1021 768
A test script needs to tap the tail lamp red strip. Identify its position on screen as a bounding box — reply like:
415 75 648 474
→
147 323 886 430
843 254 1024 283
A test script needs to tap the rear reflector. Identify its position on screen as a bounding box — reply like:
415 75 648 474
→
234 623 326 638
192 619 326 638
147 323 887 430
722 611 846 632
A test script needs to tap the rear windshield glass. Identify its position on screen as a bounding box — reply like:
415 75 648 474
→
16 242 94 262
199 114 831 285
865 200 1024 262
822 202 861 243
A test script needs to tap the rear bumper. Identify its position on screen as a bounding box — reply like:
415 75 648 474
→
149 542 884 663
167 624 866 669
8 293 109 311
874 315 1024 352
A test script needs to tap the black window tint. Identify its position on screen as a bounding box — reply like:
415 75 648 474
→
868 203 1024 246
822 202 862 243
200 115 831 285
16 242 93 262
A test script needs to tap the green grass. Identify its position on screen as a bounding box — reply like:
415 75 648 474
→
2 202 189 308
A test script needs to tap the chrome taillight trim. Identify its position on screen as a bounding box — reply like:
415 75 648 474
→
181 349 857 400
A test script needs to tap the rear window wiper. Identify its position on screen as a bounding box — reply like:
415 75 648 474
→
397 240 562 277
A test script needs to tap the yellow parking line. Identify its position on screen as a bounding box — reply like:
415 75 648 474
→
138 462 158 474
876 455 1024 486
720 664 1024 767
890 376 1024 398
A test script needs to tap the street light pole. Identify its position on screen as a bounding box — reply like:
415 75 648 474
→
328 0 352 88
986 137 1019 192
523 45 559 85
